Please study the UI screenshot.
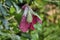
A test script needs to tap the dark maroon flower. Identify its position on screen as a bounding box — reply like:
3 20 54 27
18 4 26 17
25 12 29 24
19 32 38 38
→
19 7 30 32
19 5 42 32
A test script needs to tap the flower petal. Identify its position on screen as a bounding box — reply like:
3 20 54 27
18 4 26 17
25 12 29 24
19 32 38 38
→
37 17 42 24
29 23 35 30
32 14 42 24
19 16 30 32
32 15 38 24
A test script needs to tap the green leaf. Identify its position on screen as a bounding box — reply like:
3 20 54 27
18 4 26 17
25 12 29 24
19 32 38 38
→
2 19 9 29
5 0 12 7
14 13 22 24
12 2 21 13
21 33 31 39
10 6 15 14
31 31 39 40
0 3 9 16
19 0 23 3
0 25 3 30
11 34 21 40
34 23 42 31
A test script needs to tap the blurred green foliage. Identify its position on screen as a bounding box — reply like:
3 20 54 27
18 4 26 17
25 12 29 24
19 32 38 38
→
0 0 60 40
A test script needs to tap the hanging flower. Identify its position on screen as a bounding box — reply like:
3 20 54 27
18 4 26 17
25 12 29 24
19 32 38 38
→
19 4 42 32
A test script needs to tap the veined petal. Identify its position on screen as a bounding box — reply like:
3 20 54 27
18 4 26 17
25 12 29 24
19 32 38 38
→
19 16 30 32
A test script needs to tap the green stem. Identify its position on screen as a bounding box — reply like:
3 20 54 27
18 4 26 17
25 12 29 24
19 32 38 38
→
29 30 31 40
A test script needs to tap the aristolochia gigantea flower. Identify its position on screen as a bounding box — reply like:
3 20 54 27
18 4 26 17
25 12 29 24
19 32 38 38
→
19 4 42 32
